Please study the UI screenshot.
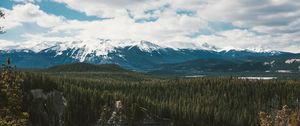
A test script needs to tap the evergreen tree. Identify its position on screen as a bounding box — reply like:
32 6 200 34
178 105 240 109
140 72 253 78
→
0 58 28 126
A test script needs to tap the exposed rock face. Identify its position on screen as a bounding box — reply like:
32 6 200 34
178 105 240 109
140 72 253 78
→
27 89 67 126
95 100 124 126
94 100 171 126
107 100 123 124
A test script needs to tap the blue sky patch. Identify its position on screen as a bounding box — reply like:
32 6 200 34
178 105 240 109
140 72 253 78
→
37 1 105 21
0 0 14 9
187 22 244 38
0 0 105 21
176 9 196 16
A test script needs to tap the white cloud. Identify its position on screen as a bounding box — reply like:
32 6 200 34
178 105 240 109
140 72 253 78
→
198 0 300 34
0 0 300 53
0 40 18 50
53 0 170 18
1 3 65 30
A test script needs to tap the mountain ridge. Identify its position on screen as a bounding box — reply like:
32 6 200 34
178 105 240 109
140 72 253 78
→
150 55 300 75
0 39 298 72
0 39 286 54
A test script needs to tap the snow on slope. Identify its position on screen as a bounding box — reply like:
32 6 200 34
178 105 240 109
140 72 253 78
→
1 38 281 54
0 39 282 62
128 40 161 52
29 39 163 62
285 59 300 64
21 39 162 54
8 39 164 62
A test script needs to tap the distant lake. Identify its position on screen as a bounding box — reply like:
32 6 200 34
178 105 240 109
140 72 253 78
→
185 75 206 78
238 77 277 80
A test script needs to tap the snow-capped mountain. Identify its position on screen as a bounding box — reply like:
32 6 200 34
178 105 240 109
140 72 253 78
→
0 39 295 71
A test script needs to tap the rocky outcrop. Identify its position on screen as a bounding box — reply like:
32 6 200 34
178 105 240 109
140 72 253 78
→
94 100 171 126
27 89 67 126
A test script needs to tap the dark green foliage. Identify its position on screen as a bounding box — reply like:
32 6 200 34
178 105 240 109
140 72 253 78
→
46 63 130 72
0 58 28 125
22 72 300 126
151 54 300 75
258 105 300 126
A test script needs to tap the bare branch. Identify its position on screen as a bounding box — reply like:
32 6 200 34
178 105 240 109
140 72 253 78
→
0 10 5 34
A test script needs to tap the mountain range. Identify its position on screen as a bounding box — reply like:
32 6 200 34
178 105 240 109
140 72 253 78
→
0 39 299 74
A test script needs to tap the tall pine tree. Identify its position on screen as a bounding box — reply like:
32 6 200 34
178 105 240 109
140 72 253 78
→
0 59 28 124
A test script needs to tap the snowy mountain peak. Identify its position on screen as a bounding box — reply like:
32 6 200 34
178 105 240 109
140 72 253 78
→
21 39 163 62
0 39 293 70
1 39 284 61
132 40 161 52
32 39 162 53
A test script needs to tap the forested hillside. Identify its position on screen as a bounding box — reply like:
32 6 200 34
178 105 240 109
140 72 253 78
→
151 53 300 75
22 72 300 126
46 63 130 72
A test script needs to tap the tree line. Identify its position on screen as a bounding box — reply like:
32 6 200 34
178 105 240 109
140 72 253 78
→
22 72 300 126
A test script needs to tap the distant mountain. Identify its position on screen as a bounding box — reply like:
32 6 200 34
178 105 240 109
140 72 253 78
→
150 54 300 75
46 63 129 72
150 58 269 74
0 39 298 73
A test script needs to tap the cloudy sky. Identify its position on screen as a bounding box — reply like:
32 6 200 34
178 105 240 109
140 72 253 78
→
0 0 300 52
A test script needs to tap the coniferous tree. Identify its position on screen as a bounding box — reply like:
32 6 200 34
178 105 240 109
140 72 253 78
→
0 58 28 125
